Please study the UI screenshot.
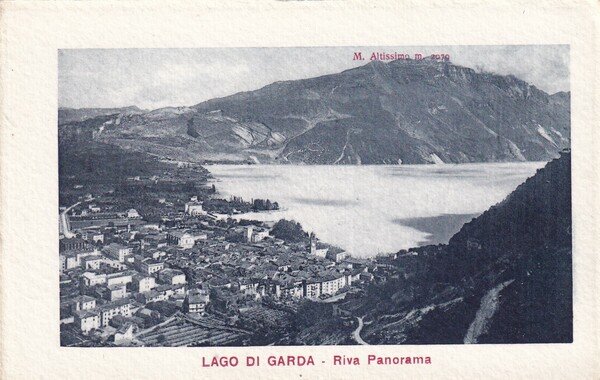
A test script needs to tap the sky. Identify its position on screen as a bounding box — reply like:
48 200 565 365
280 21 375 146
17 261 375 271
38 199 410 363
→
58 45 569 110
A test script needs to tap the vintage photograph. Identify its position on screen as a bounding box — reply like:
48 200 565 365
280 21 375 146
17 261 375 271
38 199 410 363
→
58 46 571 347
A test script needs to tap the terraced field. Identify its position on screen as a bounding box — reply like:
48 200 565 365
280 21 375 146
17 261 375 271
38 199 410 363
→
136 315 249 347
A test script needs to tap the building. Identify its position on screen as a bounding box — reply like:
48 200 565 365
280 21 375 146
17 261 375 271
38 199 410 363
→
81 255 104 270
103 243 131 262
244 226 254 243
81 229 104 243
245 226 270 243
132 275 156 293
238 278 260 292
73 309 101 333
96 284 128 302
60 248 98 272
303 280 321 299
167 231 196 249
70 295 97 312
136 284 186 304
326 247 347 263
59 252 79 271
106 271 135 287
88 204 101 213
59 237 87 252
183 289 210 314
139 259 165 275
252 228 270 242
280 281 304 298
319 274 346 295
98 299 134 327
126 209 140 218
184 202 206 216
81 272 107 287
309 234 328 258
159 268 186 285
112 323 137 345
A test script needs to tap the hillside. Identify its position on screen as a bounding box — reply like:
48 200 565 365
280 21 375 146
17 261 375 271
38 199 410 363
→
58 106 144 125
353 151 572 344
58 59 570 164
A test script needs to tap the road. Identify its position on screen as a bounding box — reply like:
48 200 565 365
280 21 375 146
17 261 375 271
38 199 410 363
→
464 279 515 344
352 316 369 345
60 198 94 238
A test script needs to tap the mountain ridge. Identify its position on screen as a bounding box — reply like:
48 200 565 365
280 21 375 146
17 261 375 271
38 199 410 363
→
58 59 570 164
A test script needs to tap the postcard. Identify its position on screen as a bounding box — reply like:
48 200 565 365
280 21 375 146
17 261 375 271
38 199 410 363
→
1 1 599 379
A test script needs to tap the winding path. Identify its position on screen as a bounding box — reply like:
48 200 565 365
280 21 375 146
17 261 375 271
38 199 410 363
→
352 316 369 345
464 279 514 344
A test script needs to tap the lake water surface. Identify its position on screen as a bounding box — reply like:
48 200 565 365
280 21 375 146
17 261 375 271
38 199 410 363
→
208 162 545 258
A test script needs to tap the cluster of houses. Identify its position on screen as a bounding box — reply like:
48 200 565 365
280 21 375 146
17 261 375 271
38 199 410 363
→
59 198 373 346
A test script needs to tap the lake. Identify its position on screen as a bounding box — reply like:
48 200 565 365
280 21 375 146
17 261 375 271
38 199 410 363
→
208 162 545 258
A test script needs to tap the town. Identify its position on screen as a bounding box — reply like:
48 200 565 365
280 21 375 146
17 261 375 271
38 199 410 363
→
59 163 377 347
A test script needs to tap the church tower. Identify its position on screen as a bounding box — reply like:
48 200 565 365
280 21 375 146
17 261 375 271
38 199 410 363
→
309 232 317 255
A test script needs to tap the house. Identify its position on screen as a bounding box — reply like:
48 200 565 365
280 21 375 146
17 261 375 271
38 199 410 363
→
183 289 210 314
59 252 79 271
88 205 101 213
81 255 104 270
206 277 231 289
81 229 104 243
143 248 167 260
98 284 128 301
319 273 346 295
303 280 321 299
326 247 347 263
139 259 165 275
98 299 134 327
136 290 168 304
106 270 135 287
81 272 107 287
103 258 128 271
73 309 101 333
167 230 196 249
70 295 97 312
60 248 98 271
252 228 270 242
244 226 270 243
132 275 156 293
103 243 131 262
126 209 140 218
238 278 259 292
159 268 186 285
109 284 128 300
112 322 137 345
184 202 206 216
280 280 304 298
136 284 186 304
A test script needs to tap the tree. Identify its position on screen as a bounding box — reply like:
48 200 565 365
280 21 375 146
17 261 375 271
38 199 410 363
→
270 219 308 243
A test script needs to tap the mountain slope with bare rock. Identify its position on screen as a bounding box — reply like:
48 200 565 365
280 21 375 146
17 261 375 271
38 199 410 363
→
58 59 570 164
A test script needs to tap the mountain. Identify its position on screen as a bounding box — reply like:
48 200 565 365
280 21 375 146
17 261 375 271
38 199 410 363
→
352 151 571 344
58 59 570 164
